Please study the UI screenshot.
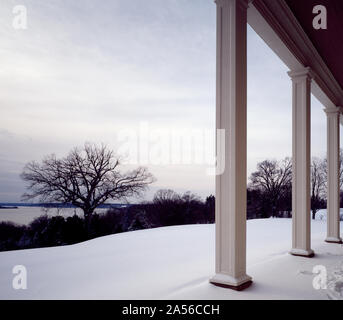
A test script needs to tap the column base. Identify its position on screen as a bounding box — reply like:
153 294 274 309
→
325 237 343 244
290 248 315 258
210 273 252 291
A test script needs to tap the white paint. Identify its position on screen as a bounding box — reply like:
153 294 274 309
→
325 107 342 243
211 0 252 289
288 67 314 257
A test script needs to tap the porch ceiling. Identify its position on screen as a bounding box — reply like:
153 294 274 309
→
284 0 343 96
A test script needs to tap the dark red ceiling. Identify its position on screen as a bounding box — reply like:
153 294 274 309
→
285 0 343 91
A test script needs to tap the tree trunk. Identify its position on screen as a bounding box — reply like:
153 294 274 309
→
83 208 94 237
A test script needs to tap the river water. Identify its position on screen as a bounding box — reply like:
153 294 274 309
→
0 206 109 225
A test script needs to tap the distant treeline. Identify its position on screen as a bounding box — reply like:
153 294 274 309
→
2 153 342 252
0 203 128 209
0 190 214 252
247 154 343 220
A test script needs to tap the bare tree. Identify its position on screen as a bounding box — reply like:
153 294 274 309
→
152 189 204 226
21 143 155 220
323 149 343 188
311 157 326 220
249 158 292 217
153 189 181 205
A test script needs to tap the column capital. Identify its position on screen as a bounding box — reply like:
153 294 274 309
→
324 106 343 115
288 67 313 82
214 0 249 9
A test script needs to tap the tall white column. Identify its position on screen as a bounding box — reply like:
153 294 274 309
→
288 67 314 257
325 106 342 244
210 0 252 290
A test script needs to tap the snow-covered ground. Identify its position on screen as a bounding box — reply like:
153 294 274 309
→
315 208 343 221
0 218 343 300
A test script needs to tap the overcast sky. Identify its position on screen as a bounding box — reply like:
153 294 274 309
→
0 0 337 202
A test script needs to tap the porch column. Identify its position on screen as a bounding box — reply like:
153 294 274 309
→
325 106 342 243
209 0 252 290
288 67 314 257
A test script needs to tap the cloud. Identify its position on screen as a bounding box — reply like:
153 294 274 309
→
0 0 330 201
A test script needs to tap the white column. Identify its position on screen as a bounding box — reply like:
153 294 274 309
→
325 106 342 243
210 0 252 290
288 67 314 257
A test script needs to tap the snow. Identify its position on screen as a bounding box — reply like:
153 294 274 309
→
315 208 343 221
0 218 343 300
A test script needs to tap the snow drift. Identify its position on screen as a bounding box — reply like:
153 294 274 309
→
0 218 343 299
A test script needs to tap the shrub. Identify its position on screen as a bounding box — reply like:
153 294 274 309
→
0 221 26 251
